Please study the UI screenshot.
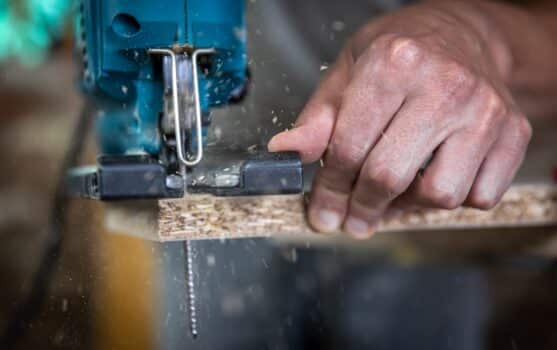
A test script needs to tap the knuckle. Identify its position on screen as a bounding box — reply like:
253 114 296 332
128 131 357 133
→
437 62 478 101
380 35 424 70
364 165 406 197
474 89 507 136
481 87 507 118
515 114 533 142
370 33 399 51
454 83 507 139
328 139 367 172
499 114 532 160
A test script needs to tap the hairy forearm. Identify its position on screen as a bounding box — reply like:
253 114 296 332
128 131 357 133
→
428 0 557 117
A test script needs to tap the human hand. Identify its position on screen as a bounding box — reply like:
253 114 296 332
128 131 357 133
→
268 1 532 238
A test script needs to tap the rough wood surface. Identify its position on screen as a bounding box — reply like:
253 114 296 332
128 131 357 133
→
148 114 557 242
152 184 557 241
102 105 557 243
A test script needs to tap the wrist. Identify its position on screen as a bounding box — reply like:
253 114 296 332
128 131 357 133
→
466 1 557 116
425 0 515 84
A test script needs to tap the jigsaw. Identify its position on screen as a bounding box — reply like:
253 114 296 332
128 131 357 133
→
68 0 303 200
65 0 304 338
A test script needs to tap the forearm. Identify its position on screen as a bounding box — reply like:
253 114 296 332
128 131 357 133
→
428 0 557 117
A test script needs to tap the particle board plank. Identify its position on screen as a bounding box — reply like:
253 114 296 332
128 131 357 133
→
105 116 557 243
152 115 557 242
104 183 557 242
154 184 557 242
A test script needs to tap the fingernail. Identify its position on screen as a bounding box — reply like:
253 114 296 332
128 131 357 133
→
313 209 341 233
344 216 371 239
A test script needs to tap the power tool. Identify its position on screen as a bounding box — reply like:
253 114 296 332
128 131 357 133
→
3 0 302 340
67 0 303 200
64 0 304 338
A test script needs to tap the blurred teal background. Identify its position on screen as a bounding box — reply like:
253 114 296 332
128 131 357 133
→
0 0 70 65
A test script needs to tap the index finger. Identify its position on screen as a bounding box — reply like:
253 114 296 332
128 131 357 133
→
268 49 353 163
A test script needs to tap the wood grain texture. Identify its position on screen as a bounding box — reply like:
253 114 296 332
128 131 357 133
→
156 184 557 241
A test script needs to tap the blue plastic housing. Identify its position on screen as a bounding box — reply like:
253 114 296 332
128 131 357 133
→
75 0 246 155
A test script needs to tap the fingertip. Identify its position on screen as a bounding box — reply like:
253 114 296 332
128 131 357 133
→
344 216 376 239
267 128 307 158
308 207 342 234
267 131 289 152
267 126 326 163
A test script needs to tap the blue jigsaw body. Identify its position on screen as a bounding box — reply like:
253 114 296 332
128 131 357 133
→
76 0 247 155
68 0 301 202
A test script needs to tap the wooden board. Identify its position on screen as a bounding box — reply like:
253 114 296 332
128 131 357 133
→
105 110 557 243
147 115 557 242
153 184 557 241
104 183 557 244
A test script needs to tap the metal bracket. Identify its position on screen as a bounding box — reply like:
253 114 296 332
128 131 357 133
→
148 47 215 167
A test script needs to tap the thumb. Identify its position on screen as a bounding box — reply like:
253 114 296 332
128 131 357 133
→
268 49 353 163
